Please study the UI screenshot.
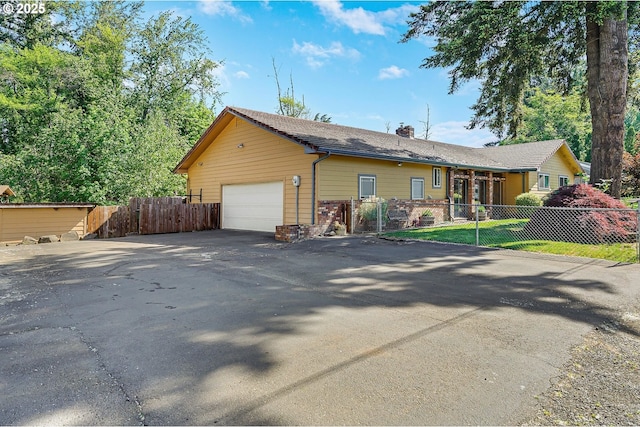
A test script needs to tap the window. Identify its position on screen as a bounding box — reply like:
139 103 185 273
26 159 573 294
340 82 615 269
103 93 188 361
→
432 167 442 188
411 178 425 200
538 173 550 190
359 175 376 199
559 175 569 187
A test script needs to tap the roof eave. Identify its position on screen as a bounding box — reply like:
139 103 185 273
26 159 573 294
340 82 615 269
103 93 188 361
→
227 107 319 152
312 147 526 172
172 108 235 174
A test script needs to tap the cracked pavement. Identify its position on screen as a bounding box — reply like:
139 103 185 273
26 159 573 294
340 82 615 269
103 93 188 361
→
1 230 639 425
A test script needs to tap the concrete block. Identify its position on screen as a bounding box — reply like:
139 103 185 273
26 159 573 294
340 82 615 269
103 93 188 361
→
60 231 79 242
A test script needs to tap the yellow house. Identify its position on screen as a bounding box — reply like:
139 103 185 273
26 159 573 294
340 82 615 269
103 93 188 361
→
173 107 583 233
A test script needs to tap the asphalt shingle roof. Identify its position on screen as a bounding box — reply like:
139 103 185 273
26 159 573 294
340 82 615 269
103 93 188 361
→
477 139 567 169
177 106 579 173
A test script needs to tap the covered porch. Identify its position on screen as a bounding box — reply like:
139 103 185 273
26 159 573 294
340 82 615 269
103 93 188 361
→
449 170 506 219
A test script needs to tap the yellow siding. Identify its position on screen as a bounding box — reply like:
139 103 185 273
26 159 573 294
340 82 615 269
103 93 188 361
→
503 172 528 205
528 149 578 197
317 155 447 200
185 117 316 224
0 207 88 244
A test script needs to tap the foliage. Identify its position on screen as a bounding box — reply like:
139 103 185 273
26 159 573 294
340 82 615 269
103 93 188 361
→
536 184 636 243
421 209 434 217
622 148 640 197
544 184 627 209
502 86 592 161
0 2 220 204
477 205 486 213
271 57 331 122
358 196 388 221
515 192 543 207
402 1 639 197
624 106 640 155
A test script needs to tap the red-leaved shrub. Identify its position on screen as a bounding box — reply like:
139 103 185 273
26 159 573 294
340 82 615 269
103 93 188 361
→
544 184 628 209
524 184 637 244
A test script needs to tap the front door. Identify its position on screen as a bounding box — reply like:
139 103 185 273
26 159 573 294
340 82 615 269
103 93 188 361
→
453 178 468 218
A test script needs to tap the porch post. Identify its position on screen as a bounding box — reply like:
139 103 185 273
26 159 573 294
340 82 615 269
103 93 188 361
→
488 172 494 206
448 169 455 199
468 170 475 220
448 169 455 221
468 170 475 204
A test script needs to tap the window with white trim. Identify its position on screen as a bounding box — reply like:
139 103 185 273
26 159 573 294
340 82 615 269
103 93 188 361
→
538 173 550 190
359 175 376 199
432 167 442 188
559 175 569 187
411 178 425 200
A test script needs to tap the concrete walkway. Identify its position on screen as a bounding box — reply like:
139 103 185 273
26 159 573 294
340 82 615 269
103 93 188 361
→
1 231 639 425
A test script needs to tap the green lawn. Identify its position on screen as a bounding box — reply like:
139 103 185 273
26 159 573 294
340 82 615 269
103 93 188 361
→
384 219 639 263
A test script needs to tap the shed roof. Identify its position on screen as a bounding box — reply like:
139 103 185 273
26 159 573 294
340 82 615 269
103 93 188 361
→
174 106 583 174
0 185 16 197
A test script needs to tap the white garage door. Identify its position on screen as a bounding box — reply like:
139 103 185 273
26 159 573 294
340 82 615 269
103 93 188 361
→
222 182 284 232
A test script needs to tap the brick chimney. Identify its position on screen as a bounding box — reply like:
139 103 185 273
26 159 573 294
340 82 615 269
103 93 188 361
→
395 124 414 139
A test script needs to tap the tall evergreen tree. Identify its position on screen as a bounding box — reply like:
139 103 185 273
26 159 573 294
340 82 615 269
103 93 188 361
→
403 1 639 197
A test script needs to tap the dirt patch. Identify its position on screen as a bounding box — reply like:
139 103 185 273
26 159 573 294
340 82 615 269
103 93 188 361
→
523 308 640 426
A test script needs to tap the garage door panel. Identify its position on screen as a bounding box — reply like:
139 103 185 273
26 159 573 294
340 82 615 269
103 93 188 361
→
222 182 283 232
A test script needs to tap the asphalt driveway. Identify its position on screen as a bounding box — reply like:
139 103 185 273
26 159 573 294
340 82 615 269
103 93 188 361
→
1 230 639 425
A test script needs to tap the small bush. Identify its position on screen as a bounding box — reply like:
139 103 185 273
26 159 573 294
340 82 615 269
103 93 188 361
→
515 192 542 206
544 183 627 209
358 196 387 221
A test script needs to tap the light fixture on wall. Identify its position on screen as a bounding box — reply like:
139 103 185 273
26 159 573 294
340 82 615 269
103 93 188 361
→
237 143 244 148
397 162 403 167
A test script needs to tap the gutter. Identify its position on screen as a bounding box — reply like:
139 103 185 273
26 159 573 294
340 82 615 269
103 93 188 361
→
311 152 331 225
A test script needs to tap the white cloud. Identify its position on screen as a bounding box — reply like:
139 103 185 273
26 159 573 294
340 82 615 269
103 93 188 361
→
234 71 250 79
210 63 230 88
312 1 419 35
292 40 360 69
198 1 253 23
430 121 498 148
378 65 409 80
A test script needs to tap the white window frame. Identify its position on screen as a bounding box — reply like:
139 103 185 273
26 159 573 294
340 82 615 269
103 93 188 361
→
359 174 376 199
538 173 550 190
411 177 425 200
559 175 569 187
432 167 442 188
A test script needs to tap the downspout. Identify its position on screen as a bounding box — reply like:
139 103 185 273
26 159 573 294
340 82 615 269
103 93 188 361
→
446 168 453 221
311 152 331 224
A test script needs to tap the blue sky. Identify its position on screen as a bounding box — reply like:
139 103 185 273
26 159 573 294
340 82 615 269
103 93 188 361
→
144 1 498 147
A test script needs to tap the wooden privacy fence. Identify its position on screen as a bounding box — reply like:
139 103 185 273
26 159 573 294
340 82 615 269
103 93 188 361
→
87 198 220 238
87 205 130 238
128 196 186 234
139 203 219 235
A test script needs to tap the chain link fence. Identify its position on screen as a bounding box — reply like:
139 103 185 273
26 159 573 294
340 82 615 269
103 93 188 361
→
353 198 640 263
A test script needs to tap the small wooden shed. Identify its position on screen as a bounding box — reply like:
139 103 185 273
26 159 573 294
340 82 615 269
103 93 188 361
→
0 185 16 203
0 203 94 244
